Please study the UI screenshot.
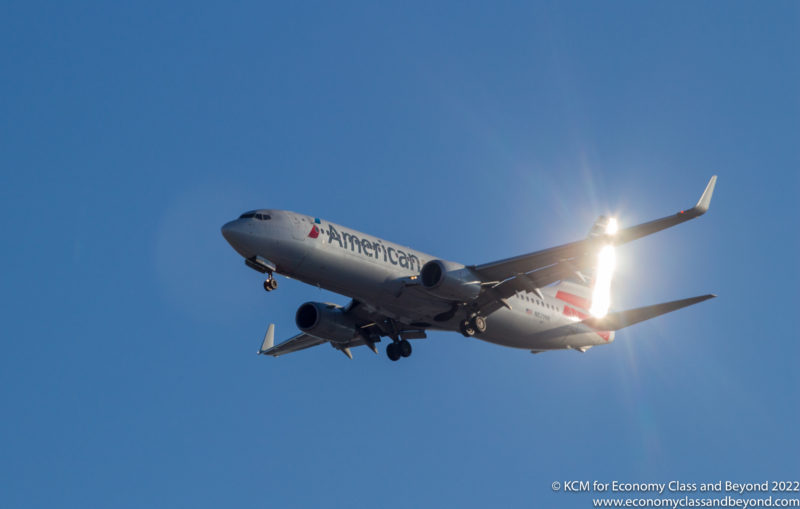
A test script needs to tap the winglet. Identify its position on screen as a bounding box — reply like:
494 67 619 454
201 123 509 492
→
258 324 275 355
694 175 717 215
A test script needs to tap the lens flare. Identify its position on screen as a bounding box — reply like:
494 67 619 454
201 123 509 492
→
605 217 618 235
590 217 618 317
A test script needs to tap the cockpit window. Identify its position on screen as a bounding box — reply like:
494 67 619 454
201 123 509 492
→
239 212 272 220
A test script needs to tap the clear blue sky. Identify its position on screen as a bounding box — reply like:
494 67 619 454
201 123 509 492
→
1 2 798 508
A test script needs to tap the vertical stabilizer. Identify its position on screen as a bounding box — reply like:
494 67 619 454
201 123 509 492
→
555 215 618 317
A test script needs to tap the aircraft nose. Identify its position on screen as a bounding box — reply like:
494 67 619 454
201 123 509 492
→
221 220 251 251
221 221 236 243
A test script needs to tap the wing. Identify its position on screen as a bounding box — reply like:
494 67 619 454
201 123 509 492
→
257 301 427 359
258 327 327 357
471 176 717 312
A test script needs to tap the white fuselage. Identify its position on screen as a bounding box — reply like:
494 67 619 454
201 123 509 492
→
221 209 614 352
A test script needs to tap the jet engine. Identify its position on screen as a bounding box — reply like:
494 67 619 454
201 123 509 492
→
419 259 482 302
295 302 359 344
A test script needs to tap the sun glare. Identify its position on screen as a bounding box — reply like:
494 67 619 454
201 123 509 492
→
589 217 618 317
605 217 618 236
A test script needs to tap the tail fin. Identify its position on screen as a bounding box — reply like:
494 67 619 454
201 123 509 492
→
555 280 593 314
554 215 618 315
586 215 617 239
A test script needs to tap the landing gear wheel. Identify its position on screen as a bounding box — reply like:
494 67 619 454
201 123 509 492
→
263 277 278 292
471 315 486 334
398 339 412 358
460 319 476 337
386 342 401 361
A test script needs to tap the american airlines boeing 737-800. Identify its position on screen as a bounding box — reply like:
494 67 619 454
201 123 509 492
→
221 176 717 361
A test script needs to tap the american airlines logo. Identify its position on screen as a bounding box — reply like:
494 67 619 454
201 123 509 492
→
322 224 423 272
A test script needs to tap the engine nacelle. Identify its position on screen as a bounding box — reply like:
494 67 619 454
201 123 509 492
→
419 259 482 302
295 302 359 344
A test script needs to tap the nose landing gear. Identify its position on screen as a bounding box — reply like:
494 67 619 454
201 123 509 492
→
263 274 278 292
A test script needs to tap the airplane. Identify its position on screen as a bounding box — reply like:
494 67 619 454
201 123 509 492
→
221 176 717 361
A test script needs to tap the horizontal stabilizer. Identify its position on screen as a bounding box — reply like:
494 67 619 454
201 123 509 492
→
582 294 716 331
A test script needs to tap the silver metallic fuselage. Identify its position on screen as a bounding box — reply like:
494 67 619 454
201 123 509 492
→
221 209 614 352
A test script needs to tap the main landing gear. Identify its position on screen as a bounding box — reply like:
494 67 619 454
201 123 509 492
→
459 315 486 337
263 273 278 292
386 340 412 361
